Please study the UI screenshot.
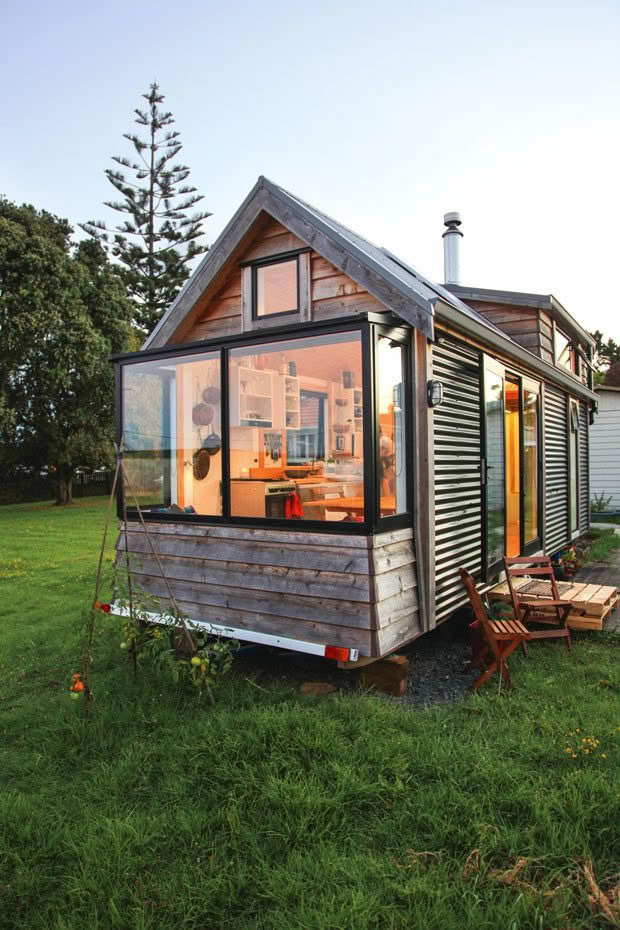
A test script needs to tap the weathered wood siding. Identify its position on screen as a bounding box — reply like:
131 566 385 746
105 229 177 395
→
179 267 242 343
467 301 554 364
590 390 620 509
117 524 420 658
432 337 482 620
310 253 386 321
181 219 387 342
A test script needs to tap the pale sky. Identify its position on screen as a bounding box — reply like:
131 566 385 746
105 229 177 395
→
2 0 619 338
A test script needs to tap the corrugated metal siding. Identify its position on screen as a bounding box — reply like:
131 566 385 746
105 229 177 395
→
432 340 482 620
544 386 569 553
579 400 589 530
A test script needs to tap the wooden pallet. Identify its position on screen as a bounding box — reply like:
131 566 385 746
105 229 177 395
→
489 579 618 632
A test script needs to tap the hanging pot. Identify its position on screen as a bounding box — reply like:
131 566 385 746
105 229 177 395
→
192 403 214 427
192 448 211 481
202 387 221 404
202 432 222 456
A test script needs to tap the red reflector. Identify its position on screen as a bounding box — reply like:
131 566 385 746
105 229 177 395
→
325 645 349 662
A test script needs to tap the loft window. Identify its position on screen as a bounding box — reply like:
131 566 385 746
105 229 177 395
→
554 327 577 373
253 257 298 318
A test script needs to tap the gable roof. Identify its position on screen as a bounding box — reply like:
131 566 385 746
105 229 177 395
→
144 175 497 350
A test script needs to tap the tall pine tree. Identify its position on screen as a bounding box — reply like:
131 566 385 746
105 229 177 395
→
81 82 211 333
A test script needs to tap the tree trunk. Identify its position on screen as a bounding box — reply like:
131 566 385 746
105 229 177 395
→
55 476 73 506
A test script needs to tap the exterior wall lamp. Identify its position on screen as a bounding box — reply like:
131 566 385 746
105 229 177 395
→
427 379 444 407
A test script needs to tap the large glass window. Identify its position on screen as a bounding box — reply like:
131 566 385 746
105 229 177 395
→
229 332 364 521
122 352 222 515
254 258 298 317
523 388 539 544
505 379 520 558
484 366 505 571
377 336 407 516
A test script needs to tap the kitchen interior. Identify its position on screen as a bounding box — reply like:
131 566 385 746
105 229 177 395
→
228 331 366 521
123 330 404 522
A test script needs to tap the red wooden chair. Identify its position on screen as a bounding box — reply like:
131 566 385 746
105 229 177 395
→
459 567 530 691
503 556 572 651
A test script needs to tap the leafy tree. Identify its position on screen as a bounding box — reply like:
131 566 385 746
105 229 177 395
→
80 82 211 334
589 329 620 373
0 199 136 504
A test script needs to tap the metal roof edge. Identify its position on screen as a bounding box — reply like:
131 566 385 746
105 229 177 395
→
435 300 598 403
261 178 435 318
142 177 267 349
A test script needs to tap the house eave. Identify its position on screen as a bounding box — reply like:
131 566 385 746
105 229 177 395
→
435 300 598 402
446 284 594 349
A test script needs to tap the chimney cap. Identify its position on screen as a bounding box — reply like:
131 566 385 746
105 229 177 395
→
443 211 462 227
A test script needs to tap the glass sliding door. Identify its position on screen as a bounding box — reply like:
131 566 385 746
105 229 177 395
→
505 379 521 558
522 381 540 549
483 358 506 576
482 358 542 576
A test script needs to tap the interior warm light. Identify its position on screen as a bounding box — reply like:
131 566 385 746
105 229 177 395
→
324 645 350 661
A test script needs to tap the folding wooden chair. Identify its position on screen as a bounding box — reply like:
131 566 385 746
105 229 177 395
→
503 556 572 651
459 567 530 691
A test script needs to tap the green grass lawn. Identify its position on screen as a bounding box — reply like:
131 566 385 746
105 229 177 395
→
1 500 619 929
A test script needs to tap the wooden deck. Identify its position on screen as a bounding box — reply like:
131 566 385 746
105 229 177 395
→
489 576 619 631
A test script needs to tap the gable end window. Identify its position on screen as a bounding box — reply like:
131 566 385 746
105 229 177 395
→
253 256 299 319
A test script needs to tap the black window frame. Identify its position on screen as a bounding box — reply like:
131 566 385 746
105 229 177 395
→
242 248 310 322
114 313 412 536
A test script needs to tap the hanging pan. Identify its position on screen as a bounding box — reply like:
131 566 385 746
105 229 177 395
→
192 448 211 481
192 403 214 427
202 432 222 456
202 386 221 404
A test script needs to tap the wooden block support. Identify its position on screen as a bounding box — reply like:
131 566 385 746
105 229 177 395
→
359 655 409 696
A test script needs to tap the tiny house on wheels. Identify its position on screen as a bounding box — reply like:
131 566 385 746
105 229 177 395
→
113 177 597 664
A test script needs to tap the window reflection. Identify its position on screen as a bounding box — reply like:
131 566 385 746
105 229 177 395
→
255 259 298 317
122 353 222 515
485 371 505 568
505 380 520 558
377 337 407 516
523 390 539 543
229 332 364 521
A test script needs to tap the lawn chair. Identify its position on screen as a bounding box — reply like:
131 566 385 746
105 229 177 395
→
503 556 572 652
459 567 530 691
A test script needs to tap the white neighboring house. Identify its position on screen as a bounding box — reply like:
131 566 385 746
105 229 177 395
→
591 361 620 510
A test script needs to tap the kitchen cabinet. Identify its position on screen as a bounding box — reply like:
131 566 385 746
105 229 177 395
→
229 365 273 427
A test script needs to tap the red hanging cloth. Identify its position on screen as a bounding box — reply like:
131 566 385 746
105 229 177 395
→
285 492 304 519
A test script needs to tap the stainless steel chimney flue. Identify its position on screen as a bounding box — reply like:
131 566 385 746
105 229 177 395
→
442 211 462 285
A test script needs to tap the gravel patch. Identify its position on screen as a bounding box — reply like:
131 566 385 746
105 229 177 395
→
232 613 478 709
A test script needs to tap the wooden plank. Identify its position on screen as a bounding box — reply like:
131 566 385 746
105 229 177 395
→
141 590 374 655
241 231 307 262
572 584 604 608
311 292 386 321
298 251 311 322
376 613 422 655
373 563 417 601
129 571 374 628
311 275 367 302
123 551 372 603
371 527 414 548
119 531 371 574
372 539 416 575
374 588 419 627
119 520 371 548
